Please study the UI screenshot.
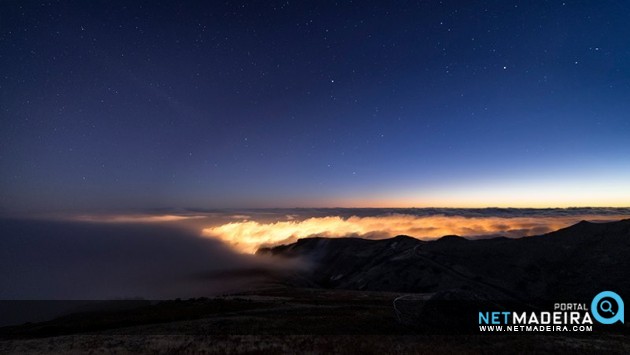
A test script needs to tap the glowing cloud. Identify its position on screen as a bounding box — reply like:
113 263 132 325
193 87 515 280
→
71 214 206 223
203 214 630 253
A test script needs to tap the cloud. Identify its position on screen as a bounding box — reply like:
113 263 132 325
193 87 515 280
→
202 213 630 253
5 208 627 302
70 214 206 223
3 209 629 300
0 218 298 300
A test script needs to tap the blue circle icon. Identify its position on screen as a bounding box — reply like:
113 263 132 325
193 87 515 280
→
591 291 624 324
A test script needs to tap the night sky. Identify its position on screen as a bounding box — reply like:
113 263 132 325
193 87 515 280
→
2 1 630 214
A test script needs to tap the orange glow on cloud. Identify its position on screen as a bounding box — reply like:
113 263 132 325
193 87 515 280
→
203 214 630 253
72 214 205 223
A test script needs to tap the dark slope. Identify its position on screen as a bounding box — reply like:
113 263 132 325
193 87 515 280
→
258 219 630 301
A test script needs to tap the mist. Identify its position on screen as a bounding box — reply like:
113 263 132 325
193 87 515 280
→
3 208 629 299
0 218 296 300
202 212 630 253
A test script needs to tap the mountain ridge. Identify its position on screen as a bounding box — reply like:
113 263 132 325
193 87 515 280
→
257 219 630 301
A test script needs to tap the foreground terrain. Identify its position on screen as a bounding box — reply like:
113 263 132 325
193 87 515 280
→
1 219 629 353
1 287 629 354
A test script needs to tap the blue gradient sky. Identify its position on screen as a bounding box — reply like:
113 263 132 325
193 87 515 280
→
1 1 629 213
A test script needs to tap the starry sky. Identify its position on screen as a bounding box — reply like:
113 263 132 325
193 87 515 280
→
1 1 630 214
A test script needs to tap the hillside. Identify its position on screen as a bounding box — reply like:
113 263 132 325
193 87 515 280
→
258 219 630 301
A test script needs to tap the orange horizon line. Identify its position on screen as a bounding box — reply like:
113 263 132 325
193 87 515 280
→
223 204 630 209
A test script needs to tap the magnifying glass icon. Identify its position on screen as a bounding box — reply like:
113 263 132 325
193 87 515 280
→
600 300 614 314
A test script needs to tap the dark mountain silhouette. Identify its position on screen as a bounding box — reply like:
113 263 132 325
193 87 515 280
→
257 219 630 301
